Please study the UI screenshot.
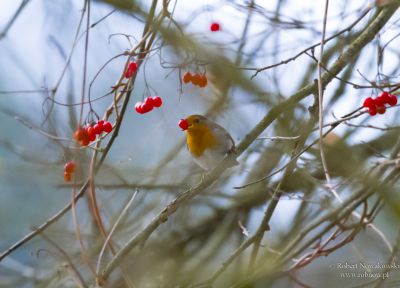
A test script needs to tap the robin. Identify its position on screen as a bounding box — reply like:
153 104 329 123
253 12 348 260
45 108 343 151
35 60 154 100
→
179 115 238 170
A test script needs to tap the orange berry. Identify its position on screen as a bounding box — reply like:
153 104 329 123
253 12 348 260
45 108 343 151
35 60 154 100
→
183 72 192 84
80 137 90 146
73 129 84 141
64 160 76 173
191 74 201 86
73 130 80 141
198 74 208 87
64 172 72 182
74 127 91 145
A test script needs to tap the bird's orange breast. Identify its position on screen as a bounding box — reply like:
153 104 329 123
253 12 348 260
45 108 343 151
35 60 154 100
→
187 125 219 157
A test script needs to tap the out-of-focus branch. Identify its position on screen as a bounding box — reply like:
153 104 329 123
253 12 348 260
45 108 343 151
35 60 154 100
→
246 6 372 78
0 0 31 40
0 0 167 264
100 5 398 281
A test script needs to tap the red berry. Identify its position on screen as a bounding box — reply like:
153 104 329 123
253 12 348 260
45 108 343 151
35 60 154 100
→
183 72 192 84
376 105 386 114
98 120 104 125
363 97 375 108
87 126 96 141
93 123 104 134
64 160 76 173
124 62 137 79
380 91 389 99
375 96 385 106
145 97 155 108
379 92 391 105
103 121 113 133
135 102 144 114
210 22 220 32
141 102 153 113
178 119 189 130
64 172 72 182
388 94 398 106
152 96 162 108
368 107 377 116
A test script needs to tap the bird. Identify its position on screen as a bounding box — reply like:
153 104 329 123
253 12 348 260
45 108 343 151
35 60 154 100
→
179 114 238 170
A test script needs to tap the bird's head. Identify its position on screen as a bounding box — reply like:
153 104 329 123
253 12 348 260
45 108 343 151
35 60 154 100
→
179 115 209 132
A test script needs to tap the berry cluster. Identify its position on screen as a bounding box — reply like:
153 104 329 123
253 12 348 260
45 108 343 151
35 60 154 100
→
124 61 137 79
178 119 189 130
135 96 163 114
182 72 208 88
73 120 113 146
64 160 76 182
363 92 397 116
210 22 221 32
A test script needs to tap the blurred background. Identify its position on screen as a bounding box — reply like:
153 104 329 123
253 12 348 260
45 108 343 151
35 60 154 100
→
1 0 400 287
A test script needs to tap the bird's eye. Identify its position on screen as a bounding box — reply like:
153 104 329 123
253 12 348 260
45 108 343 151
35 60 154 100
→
194 118 200 124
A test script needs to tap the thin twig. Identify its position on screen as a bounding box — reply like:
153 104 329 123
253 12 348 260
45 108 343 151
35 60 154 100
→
317 0 333 195
37 229 87 288
248 7 371 78
96 190 138 283
257 135 300 141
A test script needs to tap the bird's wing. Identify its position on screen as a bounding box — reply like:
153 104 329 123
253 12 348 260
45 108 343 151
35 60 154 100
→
213 124 236 154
